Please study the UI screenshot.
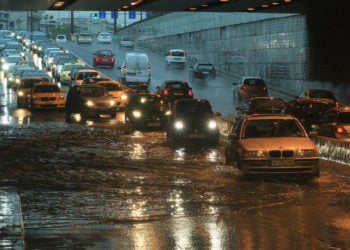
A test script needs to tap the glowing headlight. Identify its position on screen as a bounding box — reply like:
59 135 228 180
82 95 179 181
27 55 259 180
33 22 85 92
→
2 64 9 71
243 150 266 158
208 120 217 129
109 100 116 106
15 78 20 84
17 91 24 96
174 120 184 130
132 110 141 118
86 100 95 107
296 149 317 157
121 94 128 100
1 58 5 63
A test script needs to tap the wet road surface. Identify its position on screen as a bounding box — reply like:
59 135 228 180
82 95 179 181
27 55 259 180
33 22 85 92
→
0 116 349 249
0 43 349 249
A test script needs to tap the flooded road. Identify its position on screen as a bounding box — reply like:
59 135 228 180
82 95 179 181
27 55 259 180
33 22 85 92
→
0 115 349 249
0 44 349 249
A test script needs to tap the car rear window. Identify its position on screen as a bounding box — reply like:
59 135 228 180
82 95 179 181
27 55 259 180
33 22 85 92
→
198 64 214 70
127 56 148 69
77 71 99 80
101 83 123 91
243 78 266 86
167 82 188 89
98 50 113 56
170 51 185 57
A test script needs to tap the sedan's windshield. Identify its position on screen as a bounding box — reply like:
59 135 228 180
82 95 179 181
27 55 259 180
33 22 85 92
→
243 119 305 138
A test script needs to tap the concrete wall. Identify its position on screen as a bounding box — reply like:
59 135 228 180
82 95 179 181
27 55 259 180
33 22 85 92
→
118 12 350 104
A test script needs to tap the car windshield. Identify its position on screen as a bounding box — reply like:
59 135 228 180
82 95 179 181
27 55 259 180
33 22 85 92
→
80 87 108 97
177 101 213 116
243 119 305 138
33 85 60 93
21 80 43 88
337 112 350 123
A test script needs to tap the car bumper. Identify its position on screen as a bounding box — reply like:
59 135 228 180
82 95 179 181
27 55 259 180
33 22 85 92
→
83 107 116 116
240 158 320 176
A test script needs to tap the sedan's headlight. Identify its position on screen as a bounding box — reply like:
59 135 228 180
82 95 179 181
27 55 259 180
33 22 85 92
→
2 64 9 71
132 110 141 118
174 120 184 130
109 100 116 106
208 120 217 129
86 100 95 107
17 91 24 97
295 149 317 157
243 150 267 158
121 94 128 100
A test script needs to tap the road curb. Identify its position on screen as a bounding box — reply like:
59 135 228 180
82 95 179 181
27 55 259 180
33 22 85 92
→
0 186 25 250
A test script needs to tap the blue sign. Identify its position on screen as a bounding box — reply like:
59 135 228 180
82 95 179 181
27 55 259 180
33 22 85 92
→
99 11 106 19
111 11 118 19
129 11 136 19
146 12 152 18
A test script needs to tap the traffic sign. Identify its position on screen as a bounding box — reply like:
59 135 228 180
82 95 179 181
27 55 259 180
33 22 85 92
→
111 11 118 19
129 11 136 19
99 11 106 19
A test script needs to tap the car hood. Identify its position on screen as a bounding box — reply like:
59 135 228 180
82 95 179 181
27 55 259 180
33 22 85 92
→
241 137 317 151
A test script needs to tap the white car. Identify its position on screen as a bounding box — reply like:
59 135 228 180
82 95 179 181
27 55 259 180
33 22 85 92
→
97 32 112 43
165 49 187 68
55 34 67 43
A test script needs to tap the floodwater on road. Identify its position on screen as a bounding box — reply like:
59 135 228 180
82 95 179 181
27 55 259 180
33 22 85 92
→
0 118 350 249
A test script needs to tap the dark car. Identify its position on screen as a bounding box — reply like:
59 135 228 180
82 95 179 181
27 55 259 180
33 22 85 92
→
125 92 170 129
286 97 336 132
317 105 350 141
236 96 287 117
92 49 115 68
156 80 193 104
165 98 221 145
297 89 340 107
65 84 117 121
233 76 268 102
189 63 216 82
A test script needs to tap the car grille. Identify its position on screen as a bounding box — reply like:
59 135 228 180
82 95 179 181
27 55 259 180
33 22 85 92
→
269 150 294 158
96 103 111 108
41 97 56 101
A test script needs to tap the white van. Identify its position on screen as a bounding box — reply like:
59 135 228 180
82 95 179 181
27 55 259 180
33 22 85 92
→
118 53 151 89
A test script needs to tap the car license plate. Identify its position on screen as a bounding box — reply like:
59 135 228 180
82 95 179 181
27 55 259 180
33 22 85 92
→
189 133 205 139
173 92 184 96
147 122 161 127
271 159 294 167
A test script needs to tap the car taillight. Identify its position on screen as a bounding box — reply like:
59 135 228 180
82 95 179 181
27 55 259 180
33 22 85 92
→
183 52 187 57
241 86 246 90
263 86 267 91
163 89 169 96
148 65 151 73
335 126 347 134
169 51 173 56
188 89 193 97
308 103 313 109
336 101 340 107
123 65 127 72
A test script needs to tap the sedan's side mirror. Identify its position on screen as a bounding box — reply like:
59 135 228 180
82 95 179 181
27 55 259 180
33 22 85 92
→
228 132 237 140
